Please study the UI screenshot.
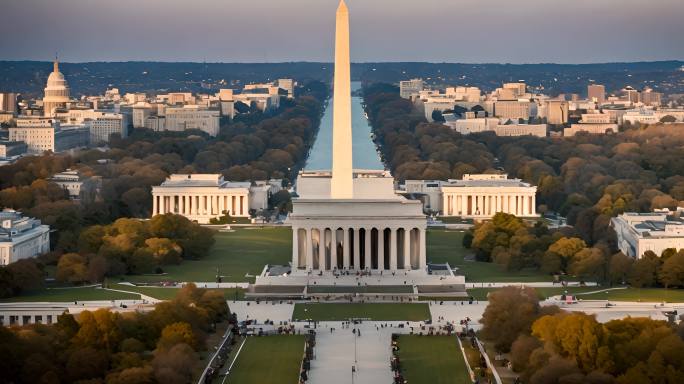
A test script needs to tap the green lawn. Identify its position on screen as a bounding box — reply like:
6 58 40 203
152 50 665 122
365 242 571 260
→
111 284 246 301
427 230 554 282
396 335 471 384
123 227 291 284
292 303 430 321
465 286 684 303
466 286 600 301
0 287 140 302
227 335 305 384
576 288 684 302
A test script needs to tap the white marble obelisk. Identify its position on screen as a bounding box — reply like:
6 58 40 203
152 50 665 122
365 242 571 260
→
330 0 354 199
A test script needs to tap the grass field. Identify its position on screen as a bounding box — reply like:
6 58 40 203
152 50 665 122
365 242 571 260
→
466 286 684 303
0 287 140 302
292 303 430 321
112 284 246 301
227 335 305 384
576 287 684 302
396 335 471 384
122 227 291 284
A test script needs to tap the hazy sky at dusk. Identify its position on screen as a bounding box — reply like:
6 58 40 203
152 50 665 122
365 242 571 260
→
2 0 683 63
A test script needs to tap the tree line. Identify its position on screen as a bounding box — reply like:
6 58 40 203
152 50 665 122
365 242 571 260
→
0 283 232 384
480 286 684 384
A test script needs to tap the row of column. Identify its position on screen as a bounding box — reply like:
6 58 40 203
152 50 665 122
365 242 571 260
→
152 193 246 217
292 226 426 272
443 193 536 217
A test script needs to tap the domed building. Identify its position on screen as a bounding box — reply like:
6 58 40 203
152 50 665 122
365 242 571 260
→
43 60 70 117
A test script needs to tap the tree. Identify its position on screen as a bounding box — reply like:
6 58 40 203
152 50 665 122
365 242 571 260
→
569 247 606 282
152 343 199 384
56 253 89 283
480 286 542 352
608 252 633 285
5 258 44 292
157 322 197 350
659 250 684 288
628 252 660 288
144 238 182 265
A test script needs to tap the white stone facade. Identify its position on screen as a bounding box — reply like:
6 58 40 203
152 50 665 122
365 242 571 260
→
0 210 50 266
405 174 538 218
291 171 427 273
611 211 684 258
151 174 250 223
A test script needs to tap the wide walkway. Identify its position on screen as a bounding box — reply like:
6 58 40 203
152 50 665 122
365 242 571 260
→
308 321 397 384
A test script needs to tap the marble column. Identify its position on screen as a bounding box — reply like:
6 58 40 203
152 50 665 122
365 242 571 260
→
403 229 411 269
378 228 385 270
364 227 371 270
331 228 337 270
152 195 158 216
343 228 350 269
419 229 427 270
389 228 397 270
306 227 313 271
353 228 360 270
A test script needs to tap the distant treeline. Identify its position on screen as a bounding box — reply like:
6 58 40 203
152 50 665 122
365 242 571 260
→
1 60 682 97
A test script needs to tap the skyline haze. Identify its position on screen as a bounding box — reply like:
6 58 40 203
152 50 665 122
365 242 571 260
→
1 0 682 64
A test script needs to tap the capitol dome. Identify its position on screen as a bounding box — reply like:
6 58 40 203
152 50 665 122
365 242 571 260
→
43 60 70 117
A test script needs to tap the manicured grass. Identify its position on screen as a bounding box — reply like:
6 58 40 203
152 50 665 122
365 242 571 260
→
306 285 414 294
465 286 684 303
466 286 599 301
112 284 246 301
123 227 292 284
427 230 555 282
292 303 430 321
0 287 140 302
577 287 684 303
227 335 305 384
396 335 471 384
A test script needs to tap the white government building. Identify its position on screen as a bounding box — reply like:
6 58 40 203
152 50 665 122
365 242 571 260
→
151 174 279 223
404 174 538 218
288 1 427 274
0 210 50 266
611 210 684 258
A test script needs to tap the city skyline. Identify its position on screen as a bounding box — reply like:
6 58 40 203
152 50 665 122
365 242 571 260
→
2 0 683 64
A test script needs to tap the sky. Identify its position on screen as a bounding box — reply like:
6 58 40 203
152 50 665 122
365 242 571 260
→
1 0 683 64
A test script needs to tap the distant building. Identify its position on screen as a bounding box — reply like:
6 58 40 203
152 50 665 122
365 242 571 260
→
132 103 153 128
48 169 100 201
641 88 663 106
400 79 424 99
87 113 128 144
403 174 538 219
43 60 70 117
0 141 27 158
611 210 684 258
164 106 220 136
10 118 89 154
0 209 50 266
546 100 569 125
276 79 295 98
0 92 17 114
564 113 618 136
445 118 546 137
588 84 606 104
151 174 279 223
493 100 531 120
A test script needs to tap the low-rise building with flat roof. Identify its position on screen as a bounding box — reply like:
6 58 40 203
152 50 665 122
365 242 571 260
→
611 210 684 258
0 210 50 266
